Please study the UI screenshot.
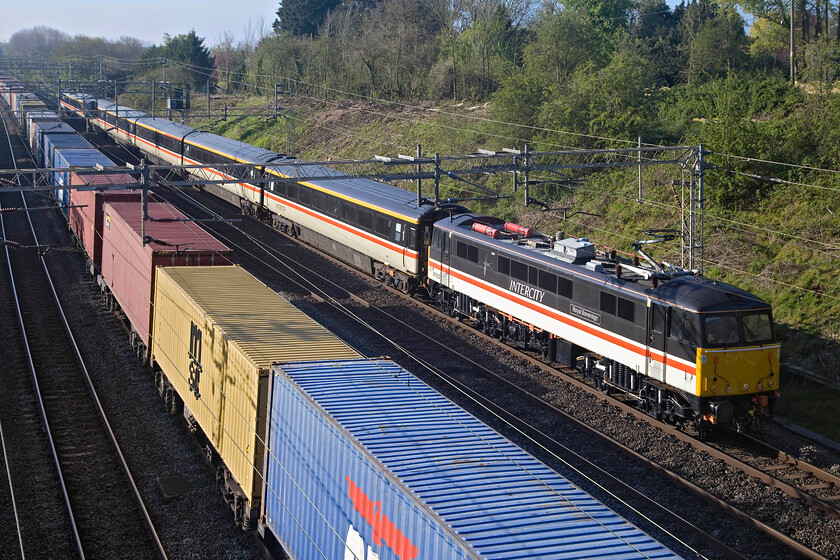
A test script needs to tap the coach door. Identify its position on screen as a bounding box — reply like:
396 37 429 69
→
646 300 666 382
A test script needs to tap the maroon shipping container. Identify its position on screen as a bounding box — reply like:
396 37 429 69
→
100 201 233 349
69 173 140 273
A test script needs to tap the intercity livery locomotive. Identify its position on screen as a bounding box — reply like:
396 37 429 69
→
60 91 782 432
429 214 782 433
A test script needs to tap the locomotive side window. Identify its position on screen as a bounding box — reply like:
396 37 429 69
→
456 241 466 259
600 292 617 315
510 260 528 282
557 276 573 299
468 245 478 263
432 229 443 250
652 304 666 332
498 256 510 275
669 308 685 340
538 270 557 292
617 298 635 322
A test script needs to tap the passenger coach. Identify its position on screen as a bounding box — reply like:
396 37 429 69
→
66 92 460 293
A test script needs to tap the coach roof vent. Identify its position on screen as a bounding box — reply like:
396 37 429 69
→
551 237 595 263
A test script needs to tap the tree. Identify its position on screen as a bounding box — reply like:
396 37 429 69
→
161 30 215 90
6 26 68 58
274 0 343 36
680 1 749 84
630 0 682 86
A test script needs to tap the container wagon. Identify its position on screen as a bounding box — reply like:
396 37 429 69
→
52 147 109 216
263 358 683 560
24 110 59 149
67 167 139 276
150 265 362 529
31 121 75 167
100 202 233 363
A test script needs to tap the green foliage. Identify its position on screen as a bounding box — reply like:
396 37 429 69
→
160 30 215 90
680 1 750 84
537 41 657 144
273 0 343 37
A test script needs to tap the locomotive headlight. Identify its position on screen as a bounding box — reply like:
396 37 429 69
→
743 383 750 391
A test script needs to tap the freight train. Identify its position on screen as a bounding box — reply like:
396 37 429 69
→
1 83 686 560
57 90 783 434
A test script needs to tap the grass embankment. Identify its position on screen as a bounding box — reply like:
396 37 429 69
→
191 94 840 443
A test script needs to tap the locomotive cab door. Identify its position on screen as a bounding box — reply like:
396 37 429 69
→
431 228 451 287
646 300 667 382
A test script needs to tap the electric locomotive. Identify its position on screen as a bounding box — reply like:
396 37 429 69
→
428 213 783 433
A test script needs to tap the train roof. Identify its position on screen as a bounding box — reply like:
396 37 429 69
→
439 214 770 313
94 97 435 219
272 159 437 219
184 130 282 164
269 358 682 559
96 99 150 120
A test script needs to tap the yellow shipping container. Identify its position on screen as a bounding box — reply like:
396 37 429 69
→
151 265 360 510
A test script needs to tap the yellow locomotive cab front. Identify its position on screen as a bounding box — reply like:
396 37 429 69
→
696 344 781 398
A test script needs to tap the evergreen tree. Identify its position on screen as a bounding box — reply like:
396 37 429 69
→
273 0 343 37
161 30 215 90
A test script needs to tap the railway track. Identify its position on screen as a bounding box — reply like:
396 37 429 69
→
0 110 165 559
138 182 771 559
146 176 840 560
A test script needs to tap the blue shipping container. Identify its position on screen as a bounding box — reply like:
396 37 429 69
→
264 359 682 560
31 121 75 167
44 132 93 171
52 148 115 217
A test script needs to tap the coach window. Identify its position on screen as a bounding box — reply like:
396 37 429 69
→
529 266 538 285
600 292 617 315
394 222 405 244
310 190 324 209
498 256 510 275
343 202 357 223
298 187 311 205
511 260 528 282
617 297 635 322
408 226 417 248
375 216 390 236
287 183 299 201
358 209 373 230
